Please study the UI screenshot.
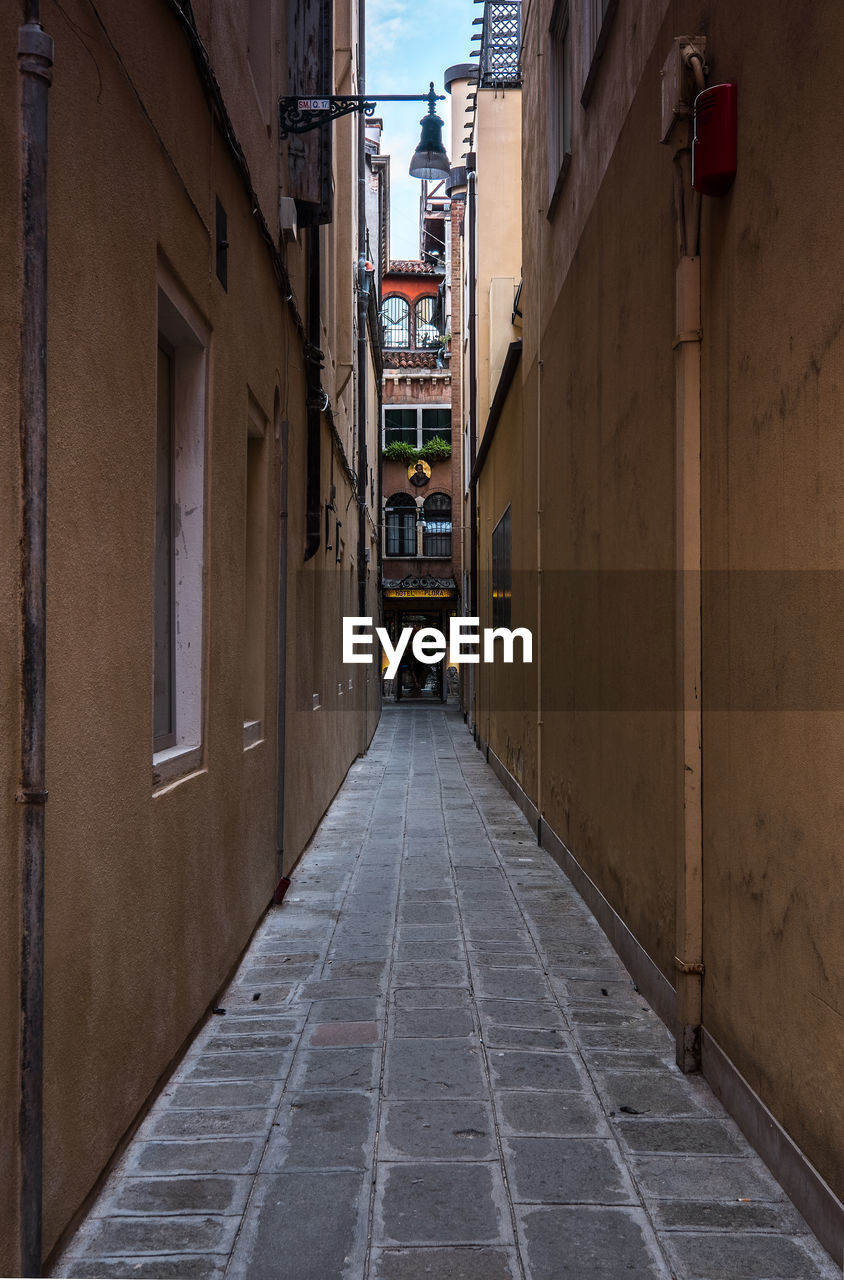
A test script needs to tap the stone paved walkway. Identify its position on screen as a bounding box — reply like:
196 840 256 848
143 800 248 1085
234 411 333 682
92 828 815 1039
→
54 706 839 1279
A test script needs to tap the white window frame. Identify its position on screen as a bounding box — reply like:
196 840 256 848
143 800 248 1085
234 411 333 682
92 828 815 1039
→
153 273 209 787
382 404 452 449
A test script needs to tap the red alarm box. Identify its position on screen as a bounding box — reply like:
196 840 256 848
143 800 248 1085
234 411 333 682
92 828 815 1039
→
692 83 738 196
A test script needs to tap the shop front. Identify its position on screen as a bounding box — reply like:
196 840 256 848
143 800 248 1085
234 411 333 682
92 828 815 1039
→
381 576 460 702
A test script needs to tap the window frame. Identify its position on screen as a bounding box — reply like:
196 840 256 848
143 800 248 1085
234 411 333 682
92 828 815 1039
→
153 277 209 787
492 505 512 629
547 0 572 220
380 293 411 348
414 295 441 350
384 492 418 558
382 404 452 450
422 492 452 559
154 338 177 752
243 395 269 749
581 0 620 107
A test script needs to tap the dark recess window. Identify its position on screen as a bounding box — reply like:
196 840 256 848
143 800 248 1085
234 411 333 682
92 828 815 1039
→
423 492 452 557
492 506 512 628
385 493 417 556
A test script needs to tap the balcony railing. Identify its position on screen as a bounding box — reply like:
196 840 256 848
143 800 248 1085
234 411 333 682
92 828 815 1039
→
479 1 522 88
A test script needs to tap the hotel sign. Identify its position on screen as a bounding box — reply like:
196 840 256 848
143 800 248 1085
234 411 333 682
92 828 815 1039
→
384 589 453 598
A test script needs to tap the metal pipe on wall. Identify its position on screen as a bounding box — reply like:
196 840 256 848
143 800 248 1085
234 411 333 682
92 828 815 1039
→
304 227 322 561
467 165 478 732
356 0 369 750
672 113 704 1075
17 5 54 1274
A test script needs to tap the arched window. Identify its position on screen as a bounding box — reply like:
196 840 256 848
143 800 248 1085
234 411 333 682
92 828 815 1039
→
415 296 440 349
380 295 410 348
385 493 417 556
423 492 452 557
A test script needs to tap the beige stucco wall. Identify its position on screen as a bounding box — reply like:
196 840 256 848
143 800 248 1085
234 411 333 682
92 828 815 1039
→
2 0 381 1265
695 0 844 1198
475 374 539 800
474 88 522 435
0 0 23 1262
39 5 285 1249
513 0 844 1211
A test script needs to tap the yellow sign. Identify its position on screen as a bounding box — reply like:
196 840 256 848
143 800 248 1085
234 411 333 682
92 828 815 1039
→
384 589 452 598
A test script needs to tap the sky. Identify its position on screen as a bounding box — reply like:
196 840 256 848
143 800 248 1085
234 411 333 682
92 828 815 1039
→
365 0 476 260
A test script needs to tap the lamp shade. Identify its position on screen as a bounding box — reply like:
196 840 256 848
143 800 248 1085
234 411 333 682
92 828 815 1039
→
409 86 450 180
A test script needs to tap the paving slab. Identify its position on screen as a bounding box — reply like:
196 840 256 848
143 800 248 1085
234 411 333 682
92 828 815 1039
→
371 1246 520 1280
662 1231 835 1279
264 1091 376 1170
503 1136 637 1204
373 1162 511 1245
517 1204 671 1278
53 707 840 1280
385 1038 487 1099
108 1176 252 1216
380 1100 497 1160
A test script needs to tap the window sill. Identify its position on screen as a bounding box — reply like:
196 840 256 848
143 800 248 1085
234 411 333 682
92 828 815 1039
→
547 152 572 223
152 743 203 791
580 0 620 107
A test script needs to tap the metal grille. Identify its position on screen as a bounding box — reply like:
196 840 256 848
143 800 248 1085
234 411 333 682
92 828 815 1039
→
423 493 452 558
480 1 522 88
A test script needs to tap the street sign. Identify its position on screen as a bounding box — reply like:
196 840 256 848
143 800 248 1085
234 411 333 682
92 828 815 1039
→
298 98 330 111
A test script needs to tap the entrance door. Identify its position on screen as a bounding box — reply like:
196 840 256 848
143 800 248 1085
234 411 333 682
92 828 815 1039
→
394 609 446 702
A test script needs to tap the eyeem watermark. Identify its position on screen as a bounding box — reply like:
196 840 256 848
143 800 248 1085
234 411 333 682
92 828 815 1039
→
343 617 533 678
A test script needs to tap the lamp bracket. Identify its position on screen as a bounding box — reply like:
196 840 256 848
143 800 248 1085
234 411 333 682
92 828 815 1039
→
279 87 445 138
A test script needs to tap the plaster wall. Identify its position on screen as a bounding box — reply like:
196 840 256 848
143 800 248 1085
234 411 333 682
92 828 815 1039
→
1 0 381 1264
474 88 522 435
38 7 285 1250
0 1 23 1262
475 376 539 800
694 0 844 1198
516 0 844 1213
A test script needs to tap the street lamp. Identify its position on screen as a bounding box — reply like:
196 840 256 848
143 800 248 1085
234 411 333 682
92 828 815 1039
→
279 81 450 178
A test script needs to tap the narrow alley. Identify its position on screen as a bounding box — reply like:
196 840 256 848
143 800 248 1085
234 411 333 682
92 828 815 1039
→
53 707 837 1280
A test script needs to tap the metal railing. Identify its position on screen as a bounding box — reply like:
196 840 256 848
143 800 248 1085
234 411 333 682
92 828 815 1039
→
480 0 522 88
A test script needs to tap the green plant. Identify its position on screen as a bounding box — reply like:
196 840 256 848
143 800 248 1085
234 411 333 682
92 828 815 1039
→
382 437 453 466
417 436 452 464
382 440 417 465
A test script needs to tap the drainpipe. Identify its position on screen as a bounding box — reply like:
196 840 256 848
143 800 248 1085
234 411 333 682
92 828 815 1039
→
356 0 369 751
466 162 478 732
275 410 289 885
304 226 322 561
672 45 705 1073
535 217 544 846
17 5 53 1275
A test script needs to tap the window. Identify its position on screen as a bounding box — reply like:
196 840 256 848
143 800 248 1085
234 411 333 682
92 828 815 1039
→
415 296 441 349
154 284 207 777
385 493 417 556
244 398 269 746
423 493 452 558
381 295 410 347
421 408 451 445
591 0 611 39
380 292 443 349
382 405 451 449
582 0 619 106
548 0 572 208
247 0 271 120
492 506 512 627
384 408 418 446
154 343 175 749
